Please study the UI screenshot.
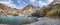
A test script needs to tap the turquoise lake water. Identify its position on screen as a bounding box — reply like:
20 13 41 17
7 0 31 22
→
0 16 37 24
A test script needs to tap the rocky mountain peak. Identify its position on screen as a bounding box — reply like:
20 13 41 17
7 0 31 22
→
51 0 60 4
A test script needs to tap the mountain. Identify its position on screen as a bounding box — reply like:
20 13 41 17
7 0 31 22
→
41 0 60 17
43 0 60 9
18 4 41 17
21 0 60 17
0 3 41 17
47 0 60 6
0 3 18 16
51 0 60 4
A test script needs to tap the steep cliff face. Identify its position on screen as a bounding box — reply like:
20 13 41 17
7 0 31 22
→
49 0 60 5
52 0 60 4
45 0 60 9
18 4 41 17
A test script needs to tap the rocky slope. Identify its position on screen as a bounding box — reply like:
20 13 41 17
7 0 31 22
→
0 3 18 16
18 4 41 17
0 3 41 17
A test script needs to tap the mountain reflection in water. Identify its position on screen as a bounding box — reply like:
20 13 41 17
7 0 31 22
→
0 16 37 25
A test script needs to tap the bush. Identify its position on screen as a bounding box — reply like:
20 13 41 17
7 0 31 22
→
42 6 52 16
46 9 60 17
13 14 18 16
43 4 60 16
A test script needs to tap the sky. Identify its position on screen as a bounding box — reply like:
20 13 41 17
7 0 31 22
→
0 0 53 9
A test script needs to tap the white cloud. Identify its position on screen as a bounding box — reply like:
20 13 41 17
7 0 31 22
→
0 0 54 9
47 0 53 4
38 1 47 7
0 0 19 9
17 0 22 4
30 0 36 2
17 1 20 3
48 0 53 2
38 0 53 7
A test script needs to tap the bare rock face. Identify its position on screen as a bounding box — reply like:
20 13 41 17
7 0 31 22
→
53 0 60 3
18 4 41 17
51 0 60 4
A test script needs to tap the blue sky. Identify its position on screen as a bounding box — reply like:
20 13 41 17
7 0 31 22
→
0 0 53 9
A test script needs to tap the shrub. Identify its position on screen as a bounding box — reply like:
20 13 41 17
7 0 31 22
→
43 6 52 16
46 9 60 17
43 3 60 16
13 14 18 16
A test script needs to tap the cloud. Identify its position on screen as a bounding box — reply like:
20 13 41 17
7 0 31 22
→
0 0 19 9
38 0 53 7
38 1 47 7
48 0 53 2
30 0 36 2
17 0 22 4
0 0 53 9
47 0 53 4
